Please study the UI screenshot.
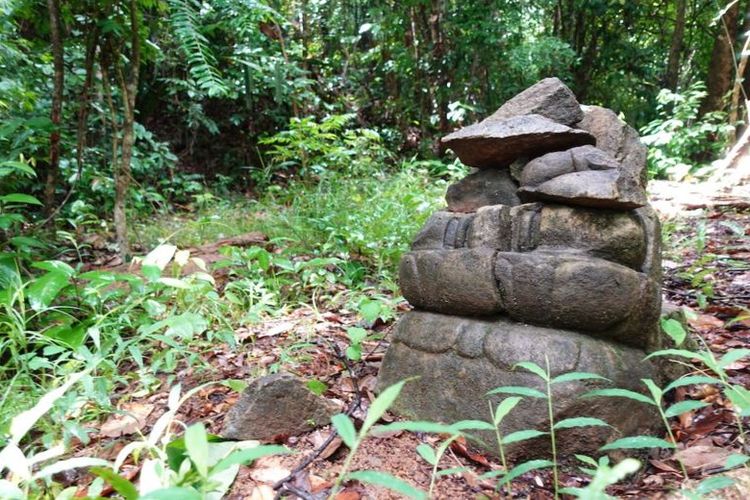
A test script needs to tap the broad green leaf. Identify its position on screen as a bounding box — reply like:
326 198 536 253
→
574 454 599 467
497 459 555 485
502 429 548 445
90 467 138 500
554 417 610 430
487 386 547 399
34 458 111 479
725 385 750 415
140 487 202 500
1 193 42 205
436 467 469 477
514 361 548 381
582 388 655 406
724 453 749 469
331 414 357 449
0 160 35 177
694 475 734 494
185 423 209 476
32 260 75 277
211 445 290 474
347 326 368 344
492 397 522 426
664 400 709 418
347 470 426 499
665 375 721 393
306 379 327 396
359 300 382 323
661 318 687 345
600 436 675 451
362 380 407 431
642 379 663 403
27 271 70 310
346 344 362 361
416 443 437 465
375 421 457 435
10 236 46 249
718 349 750 369
449 420 496 432
142 264 161 282
551 372 610 384
644 349 705 362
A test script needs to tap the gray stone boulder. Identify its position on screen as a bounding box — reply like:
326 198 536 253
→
445 169 520 213
485 77 584 126
518 146 647 209
441 114 595 168
576 105 649 188
376 311 663 459
411 203 648 271
400 248 660 348
519 169 647 209
519 145 619 186
222 373 339 441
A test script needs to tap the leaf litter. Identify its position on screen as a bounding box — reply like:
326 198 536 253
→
62 194 750 499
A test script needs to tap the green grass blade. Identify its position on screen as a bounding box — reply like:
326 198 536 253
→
347 470 427 499
600 436 675 451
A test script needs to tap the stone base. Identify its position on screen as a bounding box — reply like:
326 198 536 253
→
377 311 664 459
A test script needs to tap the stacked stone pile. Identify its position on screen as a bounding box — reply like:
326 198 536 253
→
377 78 670 457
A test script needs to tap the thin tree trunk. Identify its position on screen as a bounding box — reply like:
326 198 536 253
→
729 3 750 132
113 0 140 259
76 27 99 174
665 0 687 91
45 0 64 217
700 1 740 115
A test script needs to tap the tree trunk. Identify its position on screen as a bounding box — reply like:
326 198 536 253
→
700 1 740 115
729 2 750 134
113 0 140 259
45 0 64 217
665 0 687 91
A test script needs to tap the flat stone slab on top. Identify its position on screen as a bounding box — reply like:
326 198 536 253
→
485 77 584 126
441 114 595 168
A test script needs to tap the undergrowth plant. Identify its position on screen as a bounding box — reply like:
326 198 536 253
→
486 358 611 498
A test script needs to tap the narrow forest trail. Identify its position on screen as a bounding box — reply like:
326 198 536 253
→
64 184 750 499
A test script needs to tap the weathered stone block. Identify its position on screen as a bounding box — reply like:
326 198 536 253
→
445 169 520 212
441 114 595 168
222 373 339 441
377 312 662 458
576 105 649 188
485 77 584 126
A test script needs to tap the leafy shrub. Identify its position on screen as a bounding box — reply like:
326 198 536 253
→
257 114 392 184
641 82 733 180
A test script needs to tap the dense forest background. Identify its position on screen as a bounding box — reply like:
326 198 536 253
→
1 1 750 498
1 0 747 257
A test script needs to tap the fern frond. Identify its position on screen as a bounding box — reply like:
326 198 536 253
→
168 0 229 97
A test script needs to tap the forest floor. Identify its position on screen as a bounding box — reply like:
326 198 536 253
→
65 181 750 499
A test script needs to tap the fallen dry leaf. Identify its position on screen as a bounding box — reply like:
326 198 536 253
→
249 485 275 500
309 473 332 493
99 403 154 438
673 445 734 473
688 314 724 330
259 321 296 338
334 488 361 500
250 456 291 484
450 436 492 467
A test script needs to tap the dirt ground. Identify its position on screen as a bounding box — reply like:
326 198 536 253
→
67 181 750 499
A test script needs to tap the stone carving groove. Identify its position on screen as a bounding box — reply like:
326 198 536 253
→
377 78 670 457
